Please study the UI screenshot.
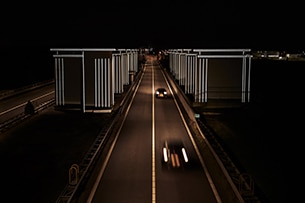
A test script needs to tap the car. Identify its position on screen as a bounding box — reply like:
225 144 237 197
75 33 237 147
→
155 87 168 98
162 139 189 170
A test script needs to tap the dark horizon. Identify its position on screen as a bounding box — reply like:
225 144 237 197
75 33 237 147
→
1 1 304 91
1 1 304 52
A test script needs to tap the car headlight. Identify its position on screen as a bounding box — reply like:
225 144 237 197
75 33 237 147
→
163 147 168 162
182 148 188 162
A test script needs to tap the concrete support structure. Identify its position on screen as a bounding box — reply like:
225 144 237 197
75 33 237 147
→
50 48 139 113
168 49 252 104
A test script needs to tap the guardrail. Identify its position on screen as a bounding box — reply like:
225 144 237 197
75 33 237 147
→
159 61 260 203
0 79 54 101
54 67 144 203
0 99 55 134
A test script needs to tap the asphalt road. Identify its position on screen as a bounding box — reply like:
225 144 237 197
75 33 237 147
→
1 56 302 203
83 57 220 203
193 58 305 203
0 57 223 203
0 95 115 203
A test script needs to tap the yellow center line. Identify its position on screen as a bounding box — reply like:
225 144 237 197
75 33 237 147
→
152 60 156 203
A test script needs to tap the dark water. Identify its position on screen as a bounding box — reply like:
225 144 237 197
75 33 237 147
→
232 58 304 203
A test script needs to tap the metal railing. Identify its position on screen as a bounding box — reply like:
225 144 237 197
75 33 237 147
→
0 99 55 134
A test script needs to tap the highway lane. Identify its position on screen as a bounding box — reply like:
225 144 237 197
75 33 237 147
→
0 83 54 124
87 57 220 203
0 83 116 203
1 54 298 203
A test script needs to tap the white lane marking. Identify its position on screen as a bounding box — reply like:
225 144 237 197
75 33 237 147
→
160 69 223 203
152 62 156 203
86 66 146 203
0 91 54 116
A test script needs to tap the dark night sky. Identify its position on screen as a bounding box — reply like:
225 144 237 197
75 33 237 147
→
2 1 304 89
1 1 304 51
